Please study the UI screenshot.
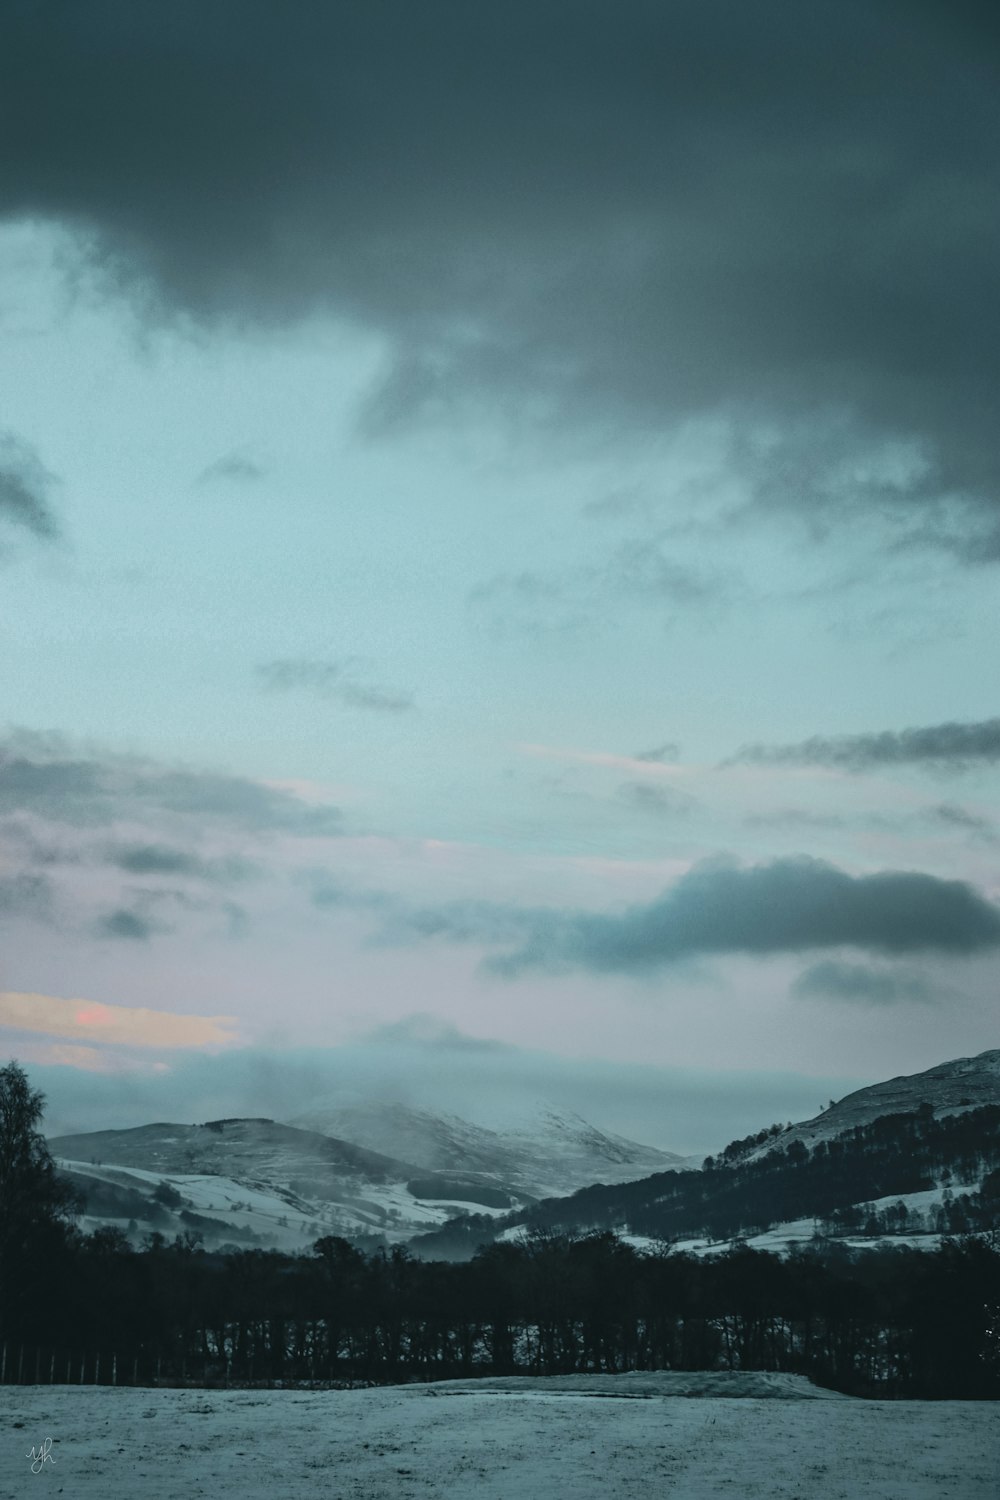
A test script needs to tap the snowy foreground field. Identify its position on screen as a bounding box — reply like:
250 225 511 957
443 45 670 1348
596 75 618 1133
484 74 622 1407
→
1 1373 995 1500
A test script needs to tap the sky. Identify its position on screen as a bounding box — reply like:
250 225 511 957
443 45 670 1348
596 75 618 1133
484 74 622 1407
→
0 1 998 1152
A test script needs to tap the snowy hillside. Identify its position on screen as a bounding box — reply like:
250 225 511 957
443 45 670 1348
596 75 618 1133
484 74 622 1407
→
749 1047 1000 1162
47 1118 528 1250
45 1104 683 1252
288 1100 684 1198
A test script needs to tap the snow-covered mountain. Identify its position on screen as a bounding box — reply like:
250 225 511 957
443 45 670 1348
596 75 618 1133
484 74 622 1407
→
287 1101 685 1199
46 1103 684 1252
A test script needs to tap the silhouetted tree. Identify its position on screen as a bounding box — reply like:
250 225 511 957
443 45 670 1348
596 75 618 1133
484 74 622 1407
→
0 1060 79 1344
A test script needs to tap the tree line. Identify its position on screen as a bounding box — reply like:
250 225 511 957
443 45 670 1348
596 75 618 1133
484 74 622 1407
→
3 1221 997 1399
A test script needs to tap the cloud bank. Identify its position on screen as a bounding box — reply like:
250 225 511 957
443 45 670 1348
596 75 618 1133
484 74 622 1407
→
16 1023 867 1157
0 730 341 834
731 717 1000 772
388 856 1000 975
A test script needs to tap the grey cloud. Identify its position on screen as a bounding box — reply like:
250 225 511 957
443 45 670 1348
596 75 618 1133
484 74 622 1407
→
0 871 54 921
0 433 59 540
95 882 216 941
368 855 1000 975
4 4 998 548
29 1032 868 1159
196 452 266 485
257 659 413 714
619 781 694 818
611 540 716 605
0 816 84 867
96 907 161 942
0 730 341 834
792 959 938 1006
376 898 533 950
925 802 997 840
366 1014 514 1054
472 541 722 633
634 743 680 764
299 869 391 916
731 717 1000 773
744 808 846 831
108 842 259 883
469 570 591 636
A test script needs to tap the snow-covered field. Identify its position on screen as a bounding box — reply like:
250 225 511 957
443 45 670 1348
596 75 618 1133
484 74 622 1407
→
1 1374 994 1499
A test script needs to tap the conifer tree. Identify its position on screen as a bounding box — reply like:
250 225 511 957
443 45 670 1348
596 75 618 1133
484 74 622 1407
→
0 1060 78 1336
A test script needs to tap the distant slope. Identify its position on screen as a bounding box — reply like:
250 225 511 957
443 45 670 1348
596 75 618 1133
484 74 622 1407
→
47 1118 530 1251
288 1101 684 1199
757 1048 1000 1160
48 1117 420 1184
409 1051 1000 1259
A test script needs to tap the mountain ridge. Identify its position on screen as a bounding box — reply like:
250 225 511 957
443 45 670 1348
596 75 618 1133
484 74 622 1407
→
287 1100 685 1198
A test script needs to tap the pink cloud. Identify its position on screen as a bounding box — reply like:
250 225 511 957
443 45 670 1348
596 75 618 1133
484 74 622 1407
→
0 991 239 1049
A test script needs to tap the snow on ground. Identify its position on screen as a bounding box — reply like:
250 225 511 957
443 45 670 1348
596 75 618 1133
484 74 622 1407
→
56 1158 506 1252
654 1224 950 1257
0 1377 994 1499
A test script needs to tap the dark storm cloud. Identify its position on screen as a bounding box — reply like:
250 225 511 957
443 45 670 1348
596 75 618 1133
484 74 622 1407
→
731 717 1000 772
257 659 414 714
374 855 1000 975
3 3 999 546
0 433 59 540
486 858 1000 976
0 730 341 834
792 959 937 1006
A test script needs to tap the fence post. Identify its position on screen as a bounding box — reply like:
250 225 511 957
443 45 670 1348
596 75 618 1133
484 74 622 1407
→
34 1349 40 1384
112 1353 117 1386
49 1353 54 1384
79 1354 85 1384
1 1343 6 1382
95 1353 101 1385
17 1347 23 1383
133 1356 138 1386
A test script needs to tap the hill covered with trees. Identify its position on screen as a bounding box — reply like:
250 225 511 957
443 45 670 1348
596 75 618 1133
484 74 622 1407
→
411 1103 1000 1257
